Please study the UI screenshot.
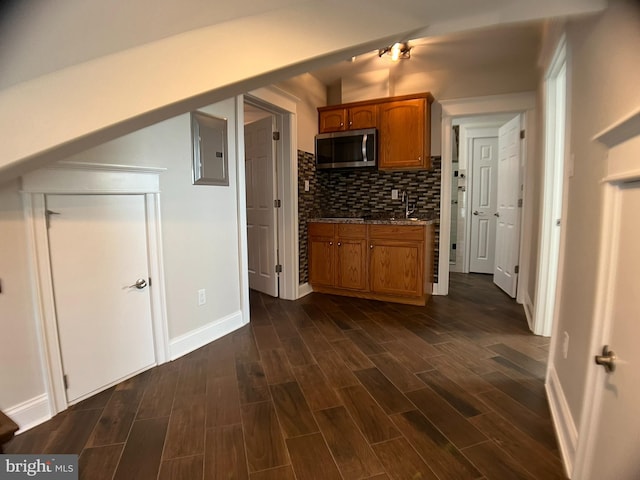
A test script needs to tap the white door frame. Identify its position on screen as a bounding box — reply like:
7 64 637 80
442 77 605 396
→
21 161 169 415
534 36 569 337
438 92 537 300
572 109 640 479
243 86 299 300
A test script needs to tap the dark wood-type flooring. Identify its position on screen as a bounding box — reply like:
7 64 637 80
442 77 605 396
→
6 273 566 479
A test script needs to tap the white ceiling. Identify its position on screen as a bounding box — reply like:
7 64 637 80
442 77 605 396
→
0 0 606 179
309 21 544 89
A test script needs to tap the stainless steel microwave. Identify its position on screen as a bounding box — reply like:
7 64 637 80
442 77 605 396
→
315 128 377 169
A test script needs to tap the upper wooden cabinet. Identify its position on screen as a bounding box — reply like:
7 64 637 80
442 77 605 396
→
318 104 377 132
378 98 428 170
317 93 433 170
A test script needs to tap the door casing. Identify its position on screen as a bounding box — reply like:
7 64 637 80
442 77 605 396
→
439 93 536 306
21 162 169 415
244 87 299 300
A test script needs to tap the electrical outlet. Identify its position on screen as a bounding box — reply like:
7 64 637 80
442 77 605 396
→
391 189 399 200
562 331 570 359
198 289 206 306
304 180 310 192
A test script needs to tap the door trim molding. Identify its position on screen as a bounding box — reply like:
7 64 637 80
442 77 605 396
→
438 92 536 296
244 86 299 300
534 35 568 337
21 162 169 416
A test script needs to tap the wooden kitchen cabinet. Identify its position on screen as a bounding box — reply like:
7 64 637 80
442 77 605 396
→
369 225 424 298
317 93 433 168
318 104 377 133
318 107 347 132
308 223 335 287
309 222 432 305
308 223 367 291
335 224 368 291
378 97 430 170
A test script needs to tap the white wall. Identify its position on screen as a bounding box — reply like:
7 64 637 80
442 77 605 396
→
0 98 246 419
549 0 640 433
275 73 327 153
62 99 243 340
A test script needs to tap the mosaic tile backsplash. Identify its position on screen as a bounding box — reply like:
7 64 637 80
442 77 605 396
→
298 150 441 285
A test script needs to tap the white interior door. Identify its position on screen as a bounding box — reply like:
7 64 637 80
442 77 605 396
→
494 115 522 297
47 194 156 404
582 181 640 480
245 115 279 297
469 136 498 274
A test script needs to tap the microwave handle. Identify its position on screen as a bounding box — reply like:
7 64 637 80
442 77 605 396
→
362 134 368 163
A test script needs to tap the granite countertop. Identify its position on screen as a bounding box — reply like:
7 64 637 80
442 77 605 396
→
309 217 438 226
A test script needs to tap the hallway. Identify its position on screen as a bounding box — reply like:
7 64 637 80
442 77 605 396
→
5 273 565 479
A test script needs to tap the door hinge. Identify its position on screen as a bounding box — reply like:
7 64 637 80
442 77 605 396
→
514 265 520 274
274 199 281 208
518 198 523 208
275 264 283 274
520 130 525 139
63 374 69 390
148 277 152 287
273 131 280 141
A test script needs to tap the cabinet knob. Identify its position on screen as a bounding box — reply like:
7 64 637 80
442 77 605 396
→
337 242 342 246
348 121 352 126
370 244 374 249
329 241 333 246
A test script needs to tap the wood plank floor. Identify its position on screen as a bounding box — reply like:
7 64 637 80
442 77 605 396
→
6 273 566 479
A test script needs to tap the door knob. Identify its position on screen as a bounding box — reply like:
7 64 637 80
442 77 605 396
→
129 278 147 290
473 210 479 216
595 345 616 373
494 212 500 217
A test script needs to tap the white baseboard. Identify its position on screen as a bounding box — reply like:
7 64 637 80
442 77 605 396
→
546 366 577 478
432 281 444 295
169 310 244 361
5 394 51 434
297 282 313 298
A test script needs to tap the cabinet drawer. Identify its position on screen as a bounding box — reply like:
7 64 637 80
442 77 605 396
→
308 222 335 237
368 225 425 241
337 223 366 238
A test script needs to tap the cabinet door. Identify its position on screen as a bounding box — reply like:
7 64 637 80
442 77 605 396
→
348 105 377 130
309 236 335 286
336 238 367 290
378 99 426 170
369 239 424 297
319 108 347 133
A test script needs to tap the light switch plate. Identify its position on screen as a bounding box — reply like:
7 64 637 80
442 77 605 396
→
304 180 310 192
391 189 399 200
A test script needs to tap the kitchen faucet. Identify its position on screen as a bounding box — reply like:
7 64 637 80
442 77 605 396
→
401 191 416 218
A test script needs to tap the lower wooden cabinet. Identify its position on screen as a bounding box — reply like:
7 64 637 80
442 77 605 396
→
308 223 334 287
335 224 368 291
308 223 367 291
369 225 425 298
308 222 432 305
